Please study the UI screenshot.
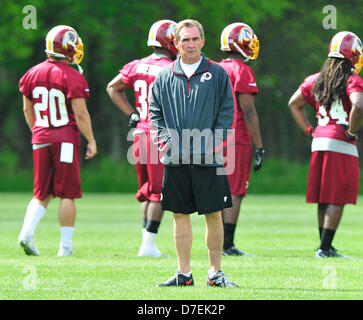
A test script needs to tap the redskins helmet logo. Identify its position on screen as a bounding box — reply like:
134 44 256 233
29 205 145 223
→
239 28 253 44
62 31 77 48
352 37 362 56
167 24 175 41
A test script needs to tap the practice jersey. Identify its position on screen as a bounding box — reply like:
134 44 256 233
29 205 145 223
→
120 54 173 133
219 59 259 144
19 59 90 145
300 72 363 156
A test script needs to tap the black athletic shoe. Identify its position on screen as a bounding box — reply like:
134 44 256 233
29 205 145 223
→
315 248 331 258
207 271 239 288
222 246 253 257
157 271 194 287
315 247 350 258
329 247 350 258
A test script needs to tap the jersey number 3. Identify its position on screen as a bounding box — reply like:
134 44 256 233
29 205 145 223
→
134 80 153 120
33 86 69 127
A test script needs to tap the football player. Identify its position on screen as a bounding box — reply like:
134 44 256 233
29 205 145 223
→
219 23 264 256
288 31 363 258
18 25 97 256
106 20 177 257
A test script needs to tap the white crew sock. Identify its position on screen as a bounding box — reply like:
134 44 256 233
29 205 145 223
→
18 199 46 241
180 271 192 277
60 226 74 248
208 270 220 278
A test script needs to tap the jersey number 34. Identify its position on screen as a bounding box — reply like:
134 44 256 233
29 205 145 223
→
317 99 348 126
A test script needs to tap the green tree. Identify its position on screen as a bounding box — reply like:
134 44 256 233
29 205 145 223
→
1 0 362 175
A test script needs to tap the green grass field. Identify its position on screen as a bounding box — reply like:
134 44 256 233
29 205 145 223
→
0 193 362 300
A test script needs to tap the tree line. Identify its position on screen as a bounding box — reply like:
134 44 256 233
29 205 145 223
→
1 0 362 170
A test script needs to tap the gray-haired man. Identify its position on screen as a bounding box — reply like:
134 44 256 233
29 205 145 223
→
150 19 239 288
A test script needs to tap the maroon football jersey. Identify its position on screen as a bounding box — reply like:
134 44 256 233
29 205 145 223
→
300 72 363 145
219 59 259 144
19 59 89 145
120 54 173 133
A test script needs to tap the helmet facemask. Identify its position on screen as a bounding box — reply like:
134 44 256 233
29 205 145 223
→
352 37 362 74
354 54 363 74
72 37 84 64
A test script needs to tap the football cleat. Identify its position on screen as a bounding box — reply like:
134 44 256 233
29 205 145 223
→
329 247 350 258
207 271 239 288
57 246 72 257
138 244 162 257
19 238 40 256
157 271 194 287
222 246 254 257
315 248 331 258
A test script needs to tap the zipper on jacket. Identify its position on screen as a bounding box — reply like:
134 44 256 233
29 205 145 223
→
173 58 211 96
186 74 198 95
172 70 190 96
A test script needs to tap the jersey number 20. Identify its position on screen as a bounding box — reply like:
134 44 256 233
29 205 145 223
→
33 86 69 127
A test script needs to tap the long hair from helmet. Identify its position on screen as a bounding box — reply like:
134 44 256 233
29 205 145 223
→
312 58 353 110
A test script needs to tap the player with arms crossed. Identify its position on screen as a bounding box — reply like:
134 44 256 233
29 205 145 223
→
289 31 363 258
219 23 264 256
18 25 97 257
106 20 177 257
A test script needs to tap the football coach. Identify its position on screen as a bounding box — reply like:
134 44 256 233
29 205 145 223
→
150 19 239 288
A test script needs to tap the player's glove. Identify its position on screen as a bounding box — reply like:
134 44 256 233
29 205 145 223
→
341 124 358 141
305 126 314 139
254 148 265 171
128 112 140 128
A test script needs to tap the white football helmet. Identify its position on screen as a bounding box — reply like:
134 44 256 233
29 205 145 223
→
220 22 259 61
45 25 84 65
328 31 363 74
147 19 177 56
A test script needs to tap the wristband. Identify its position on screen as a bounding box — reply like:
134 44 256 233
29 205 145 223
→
345 129 358 141
305 126 314 138
347 129 357 137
